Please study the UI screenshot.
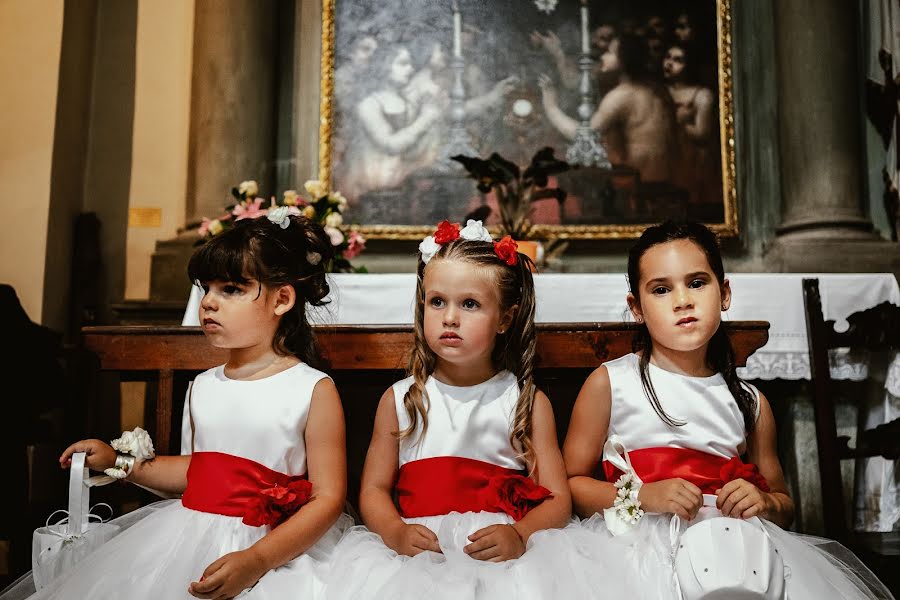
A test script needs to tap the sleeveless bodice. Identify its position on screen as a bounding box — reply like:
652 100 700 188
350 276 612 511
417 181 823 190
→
393 370 523 471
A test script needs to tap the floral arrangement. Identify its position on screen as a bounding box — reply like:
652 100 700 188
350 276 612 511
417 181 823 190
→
451 147 571 241
197 179 367 273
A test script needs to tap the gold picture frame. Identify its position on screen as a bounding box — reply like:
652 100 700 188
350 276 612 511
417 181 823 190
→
317 0 737 240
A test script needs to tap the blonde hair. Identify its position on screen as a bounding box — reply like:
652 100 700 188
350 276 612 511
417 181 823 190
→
399 239 540 473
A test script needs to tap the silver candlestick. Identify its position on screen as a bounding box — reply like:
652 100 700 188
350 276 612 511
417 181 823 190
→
438 54 478 169
567 57 610 168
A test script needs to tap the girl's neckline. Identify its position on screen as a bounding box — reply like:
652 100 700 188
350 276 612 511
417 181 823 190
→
431 369 510 390
216 360 306 383
637 354 722 382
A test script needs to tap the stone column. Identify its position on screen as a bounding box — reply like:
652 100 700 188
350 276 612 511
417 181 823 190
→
772 0 873 239
186 0 278 222
766 0 900 273
767 0 899 276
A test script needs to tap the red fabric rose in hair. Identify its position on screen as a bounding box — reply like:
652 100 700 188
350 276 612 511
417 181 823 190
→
484 473 552 521
433 220 461 244
493 236 519 266
243 479 313 528
719 457 770 492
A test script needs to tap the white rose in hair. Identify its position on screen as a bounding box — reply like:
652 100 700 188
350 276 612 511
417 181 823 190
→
459 219 492 242
238 180 259 197
418 235 441 264
267 206 291 228
111 427 155 460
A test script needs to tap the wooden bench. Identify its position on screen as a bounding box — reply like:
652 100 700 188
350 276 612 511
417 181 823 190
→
79 322 769 509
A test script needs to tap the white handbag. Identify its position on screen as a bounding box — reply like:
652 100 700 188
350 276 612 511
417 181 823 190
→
672 495 789 599
31 452 120 590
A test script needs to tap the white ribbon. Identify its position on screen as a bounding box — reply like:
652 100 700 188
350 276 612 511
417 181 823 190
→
602 435 645 536
43 452 113 543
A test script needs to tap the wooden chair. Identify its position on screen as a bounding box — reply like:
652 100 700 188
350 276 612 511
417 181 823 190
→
802 277 900 589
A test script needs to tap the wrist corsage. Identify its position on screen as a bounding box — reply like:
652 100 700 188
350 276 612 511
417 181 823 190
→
104 427 155 480
603 472 645 536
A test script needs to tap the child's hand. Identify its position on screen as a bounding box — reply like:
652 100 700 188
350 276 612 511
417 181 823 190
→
716 479 771 519
388 523 441 557
59 440 117 472
464 524 525 562
637 478 703 520
188 548 267 599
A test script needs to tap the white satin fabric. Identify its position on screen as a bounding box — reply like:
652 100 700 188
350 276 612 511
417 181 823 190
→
394 371 523 470
1 362 352 600
605 353 758 460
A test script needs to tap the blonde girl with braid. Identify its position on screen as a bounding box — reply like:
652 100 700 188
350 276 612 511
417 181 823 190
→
325 219 617 600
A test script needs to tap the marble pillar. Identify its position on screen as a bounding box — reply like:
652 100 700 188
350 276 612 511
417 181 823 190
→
768 0 899 275
186 0 279 223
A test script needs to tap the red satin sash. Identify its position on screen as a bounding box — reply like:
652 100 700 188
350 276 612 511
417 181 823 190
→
396 456 552 521
602 447 770 494
182 451 312 527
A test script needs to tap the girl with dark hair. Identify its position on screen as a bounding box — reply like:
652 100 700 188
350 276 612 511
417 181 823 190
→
563 220 892 599
325 220 612 600
9 213 352 600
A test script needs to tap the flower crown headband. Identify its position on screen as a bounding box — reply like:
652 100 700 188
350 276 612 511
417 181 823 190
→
418 220 519 266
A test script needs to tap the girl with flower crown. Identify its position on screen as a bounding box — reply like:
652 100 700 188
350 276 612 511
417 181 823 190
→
3 213 353 600
324 219 621 600
563 220 893 599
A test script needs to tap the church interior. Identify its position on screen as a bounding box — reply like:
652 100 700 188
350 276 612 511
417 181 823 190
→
1 0 899 595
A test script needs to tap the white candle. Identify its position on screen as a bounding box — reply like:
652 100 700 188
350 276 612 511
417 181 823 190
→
580 3 590 54
453 4 462 58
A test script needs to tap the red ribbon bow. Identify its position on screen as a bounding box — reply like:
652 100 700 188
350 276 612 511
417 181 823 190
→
483 473 552 521
242 479 313 528
719 457 770 492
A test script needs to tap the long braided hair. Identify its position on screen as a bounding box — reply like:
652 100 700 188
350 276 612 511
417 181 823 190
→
187 214 335 369
626 220 757 433
400 239 540 472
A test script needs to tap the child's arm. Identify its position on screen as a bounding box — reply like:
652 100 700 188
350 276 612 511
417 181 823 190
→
718 390 794 528
464 390 572 562
188 377 348 599
563 366 619 517
563 366 703 520
60 441 190 494
359 388 441 556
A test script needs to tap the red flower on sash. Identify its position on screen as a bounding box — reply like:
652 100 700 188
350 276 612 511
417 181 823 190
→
242 479 313 528
719 457 770 492
493 236 519 266
485 473 552 521
433 220 461 244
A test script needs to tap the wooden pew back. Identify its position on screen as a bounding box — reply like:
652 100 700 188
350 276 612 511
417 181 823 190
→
81 322 769 509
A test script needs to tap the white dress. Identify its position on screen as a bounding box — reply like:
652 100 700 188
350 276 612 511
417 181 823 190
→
579 353 894 600
3 361 352 600
325 371 621 600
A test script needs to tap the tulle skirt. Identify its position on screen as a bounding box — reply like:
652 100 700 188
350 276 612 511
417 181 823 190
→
578 508 895 600
324 510 628 600
0 500 353 600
